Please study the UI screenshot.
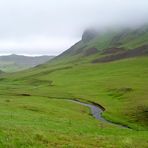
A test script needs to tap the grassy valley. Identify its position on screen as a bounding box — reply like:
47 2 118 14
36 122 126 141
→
0 26 148 147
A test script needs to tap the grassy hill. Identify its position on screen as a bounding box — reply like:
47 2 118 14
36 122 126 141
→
0 26 148 147
0 54 54 72
56 26 148 61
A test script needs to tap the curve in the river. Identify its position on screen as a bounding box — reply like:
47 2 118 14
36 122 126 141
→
70 100 129 129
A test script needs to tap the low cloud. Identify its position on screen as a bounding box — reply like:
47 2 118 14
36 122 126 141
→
0 0 148 55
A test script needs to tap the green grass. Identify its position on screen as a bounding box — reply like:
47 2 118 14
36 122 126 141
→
0 56 148 147
0 61 28 72
121 31 148 49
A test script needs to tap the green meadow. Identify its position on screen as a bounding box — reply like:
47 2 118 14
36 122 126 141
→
0 26 148 147
0 55 148 147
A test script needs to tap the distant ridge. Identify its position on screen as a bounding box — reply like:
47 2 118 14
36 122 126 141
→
0 54 55 72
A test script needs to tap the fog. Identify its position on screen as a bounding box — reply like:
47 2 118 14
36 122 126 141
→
0 0 148 56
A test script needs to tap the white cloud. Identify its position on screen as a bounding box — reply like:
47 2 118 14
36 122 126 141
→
0 0 148 55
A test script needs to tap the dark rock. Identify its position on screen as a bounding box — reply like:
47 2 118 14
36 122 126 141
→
82 29 98 43
93 45 148 63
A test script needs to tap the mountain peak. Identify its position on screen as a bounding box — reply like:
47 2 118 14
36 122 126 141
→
82 29 98 43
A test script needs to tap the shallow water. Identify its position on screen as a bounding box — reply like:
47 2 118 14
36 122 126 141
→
70 100 129 129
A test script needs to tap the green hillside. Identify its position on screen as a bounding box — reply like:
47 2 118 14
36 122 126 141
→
0 26 148 147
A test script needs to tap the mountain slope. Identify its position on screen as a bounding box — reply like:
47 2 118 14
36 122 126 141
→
54 26 148 65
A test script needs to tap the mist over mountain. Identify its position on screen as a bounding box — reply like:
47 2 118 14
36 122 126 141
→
0 0 148 55
57 25 148 60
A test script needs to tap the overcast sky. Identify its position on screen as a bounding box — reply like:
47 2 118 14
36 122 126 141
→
0 0 148 56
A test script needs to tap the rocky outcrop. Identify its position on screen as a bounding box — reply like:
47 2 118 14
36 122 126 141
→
82 29 98 43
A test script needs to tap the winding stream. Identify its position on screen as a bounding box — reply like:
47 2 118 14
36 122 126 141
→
70 100 129 129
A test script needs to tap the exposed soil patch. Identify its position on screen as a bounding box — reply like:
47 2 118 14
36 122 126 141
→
101 47 125 55
132 106 148 126
19 93 31 97
108 87 133 93
35 134 49 145
93 45 148 63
